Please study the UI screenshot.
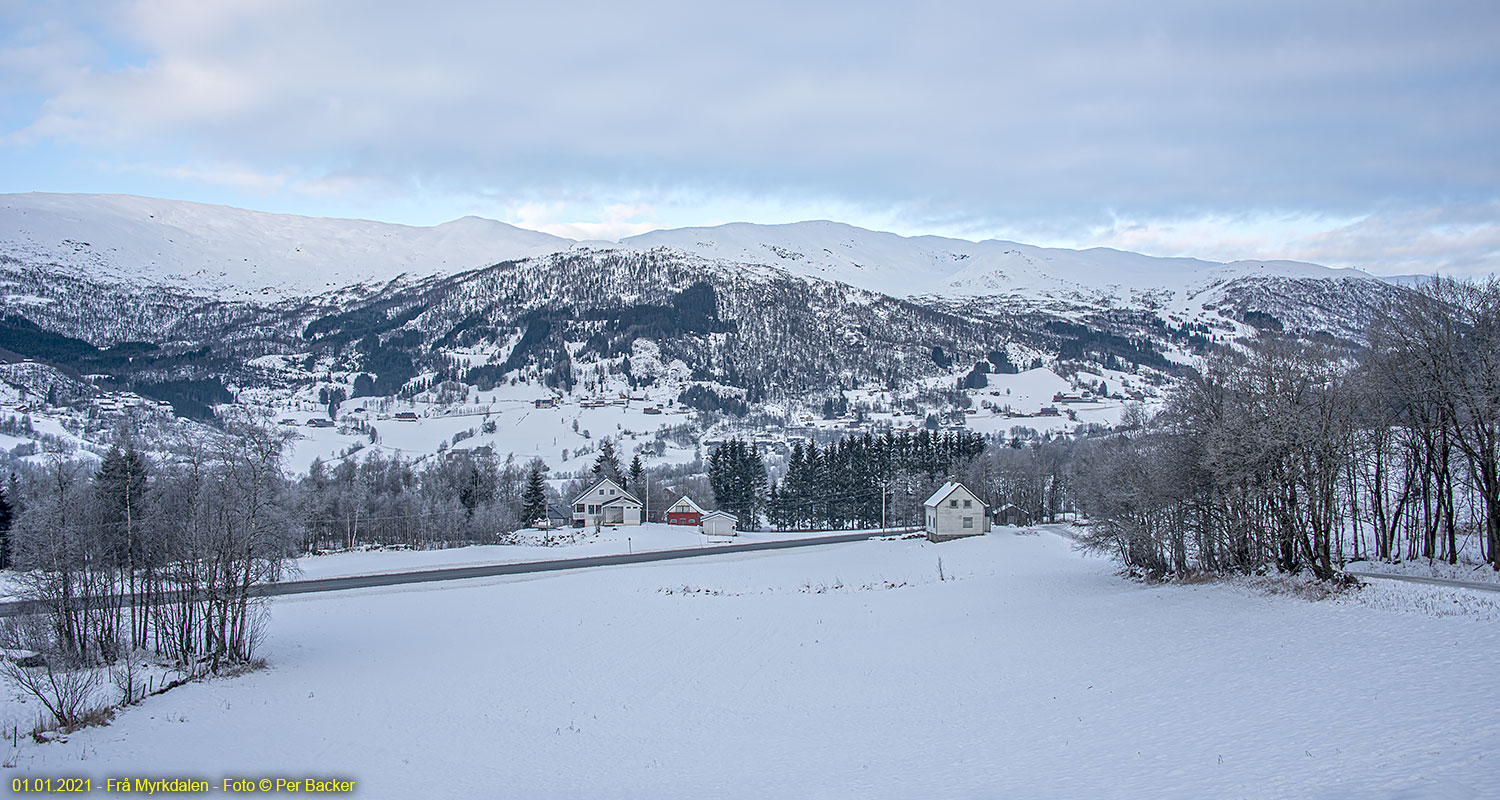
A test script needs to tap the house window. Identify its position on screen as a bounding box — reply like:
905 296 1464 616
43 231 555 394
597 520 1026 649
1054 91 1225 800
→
963 499 972 508
963 517 974 528
574 504 584 513
950 499 959 508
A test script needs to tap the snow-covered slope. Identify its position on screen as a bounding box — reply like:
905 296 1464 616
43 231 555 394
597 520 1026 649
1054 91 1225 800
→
0 193 573 299
623 221 1377 305
1 193 1385 318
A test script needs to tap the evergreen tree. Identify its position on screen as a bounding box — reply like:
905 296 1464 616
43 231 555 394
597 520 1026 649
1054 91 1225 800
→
0 481 12 570
803 441 825 527
767 480 789 530
783 441 811 529
593 440 623 483
766 429 988 531
708 438 767 530
628 455 645 497
95 436 152 649
521 463 549 526
96 438 149 567
963 361 990 389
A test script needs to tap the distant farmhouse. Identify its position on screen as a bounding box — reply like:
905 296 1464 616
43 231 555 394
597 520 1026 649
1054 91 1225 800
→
923 481 990 542
666 494 705 526
571 477 643 527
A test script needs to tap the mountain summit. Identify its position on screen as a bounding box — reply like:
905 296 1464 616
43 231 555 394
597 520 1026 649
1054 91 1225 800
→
2 193 1374 307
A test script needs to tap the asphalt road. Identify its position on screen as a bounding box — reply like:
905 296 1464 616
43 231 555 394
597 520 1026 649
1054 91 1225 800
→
0 530 907 617
1344 570 1500 594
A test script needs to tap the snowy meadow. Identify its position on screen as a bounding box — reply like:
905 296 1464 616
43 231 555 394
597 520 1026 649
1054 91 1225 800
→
6 528 1496 799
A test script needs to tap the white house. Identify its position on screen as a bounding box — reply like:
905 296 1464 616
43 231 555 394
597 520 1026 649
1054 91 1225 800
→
700 510 739 537
570 477 643 528
923 481 989 542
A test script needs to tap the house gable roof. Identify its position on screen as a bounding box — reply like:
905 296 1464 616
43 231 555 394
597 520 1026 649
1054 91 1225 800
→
701 509 738 521
667 494 704 514
570 477 640 506
923 481 984 508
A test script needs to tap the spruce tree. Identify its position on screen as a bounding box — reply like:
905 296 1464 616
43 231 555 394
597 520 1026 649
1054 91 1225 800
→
592 440 623 483
96 438 149 568
783 441 808 529
627 455 645 497
803 442 824 528
708 438 767 530
521 464 549 527
0 481 12 570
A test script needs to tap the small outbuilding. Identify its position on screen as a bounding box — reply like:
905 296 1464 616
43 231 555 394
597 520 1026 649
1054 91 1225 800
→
541 503 571 530
993 502 1030 527
923 481 990 542
666 494 705 526
700 510 739 537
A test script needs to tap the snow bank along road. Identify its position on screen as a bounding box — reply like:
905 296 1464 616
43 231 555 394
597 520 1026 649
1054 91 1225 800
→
7 529 1497 798
1345 570 1500 594
0 530 894 617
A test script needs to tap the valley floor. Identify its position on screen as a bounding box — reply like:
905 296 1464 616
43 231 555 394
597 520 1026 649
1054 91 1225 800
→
5 528 1498 798
287 522 871 581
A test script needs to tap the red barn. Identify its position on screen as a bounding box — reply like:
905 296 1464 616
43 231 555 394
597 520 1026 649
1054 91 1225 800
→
666 495 705 526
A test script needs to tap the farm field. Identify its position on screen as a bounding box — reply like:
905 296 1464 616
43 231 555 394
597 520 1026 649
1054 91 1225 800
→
5 528 1498 798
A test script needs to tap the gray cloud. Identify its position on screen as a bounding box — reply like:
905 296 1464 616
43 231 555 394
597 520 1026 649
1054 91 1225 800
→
3 0 1498 272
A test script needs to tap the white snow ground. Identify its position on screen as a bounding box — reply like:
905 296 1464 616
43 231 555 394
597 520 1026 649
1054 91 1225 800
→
289 523 862 581
5 528 1497 799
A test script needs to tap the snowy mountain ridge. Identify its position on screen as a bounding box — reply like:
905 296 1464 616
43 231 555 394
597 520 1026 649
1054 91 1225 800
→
623 220 1377 315
2 193 1379 308
0 194 1416 476
0 193 572 299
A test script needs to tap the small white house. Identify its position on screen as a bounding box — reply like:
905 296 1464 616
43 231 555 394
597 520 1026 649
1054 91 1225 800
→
923 481 990 542
570 477 643 528
700 510 739 537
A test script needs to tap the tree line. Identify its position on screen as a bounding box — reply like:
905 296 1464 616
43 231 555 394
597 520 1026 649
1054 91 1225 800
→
1071 278 1500 578
704 430 989 531
0 415 582 730
2 415 295 729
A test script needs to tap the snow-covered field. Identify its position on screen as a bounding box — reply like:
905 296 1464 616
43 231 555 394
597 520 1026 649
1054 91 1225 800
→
267 394 696 475
289 523 865 581
6 528 1498 798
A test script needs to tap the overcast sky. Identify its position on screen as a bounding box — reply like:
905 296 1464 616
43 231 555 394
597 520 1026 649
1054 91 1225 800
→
2 0 1497 276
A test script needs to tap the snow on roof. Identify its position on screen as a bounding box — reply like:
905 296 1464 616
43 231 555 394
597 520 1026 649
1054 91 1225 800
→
570 476 641 506
701 510 738 521
923 481 982 508
668 494 705 513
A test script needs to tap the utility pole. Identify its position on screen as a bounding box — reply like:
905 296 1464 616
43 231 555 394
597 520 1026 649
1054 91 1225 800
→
881 482 888 531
